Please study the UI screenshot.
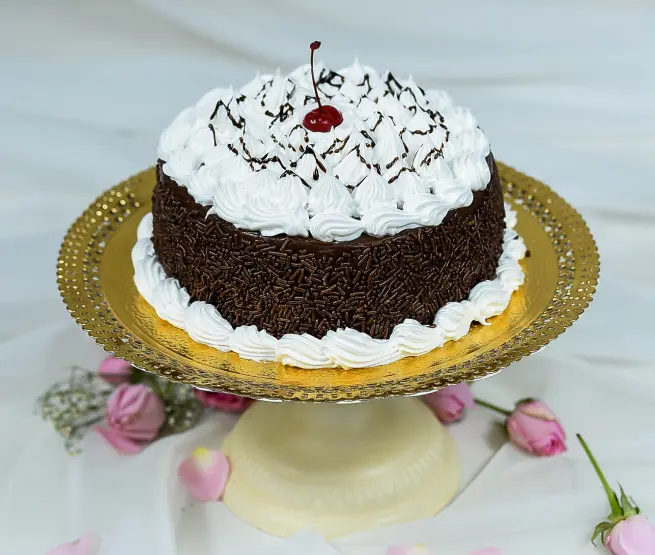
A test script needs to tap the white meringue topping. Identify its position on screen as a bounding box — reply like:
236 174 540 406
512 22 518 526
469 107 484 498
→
158 61 492 242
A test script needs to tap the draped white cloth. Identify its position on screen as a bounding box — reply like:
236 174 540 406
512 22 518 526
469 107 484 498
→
0 1 654 553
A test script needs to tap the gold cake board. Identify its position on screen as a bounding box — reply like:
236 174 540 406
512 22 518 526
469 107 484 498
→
58 163 598 538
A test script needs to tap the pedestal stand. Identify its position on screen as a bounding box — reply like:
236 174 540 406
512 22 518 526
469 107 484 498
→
57 164 599 540
221 397 459 539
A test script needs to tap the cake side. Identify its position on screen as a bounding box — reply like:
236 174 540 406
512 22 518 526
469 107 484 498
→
134 199 525 369
152 156 505 340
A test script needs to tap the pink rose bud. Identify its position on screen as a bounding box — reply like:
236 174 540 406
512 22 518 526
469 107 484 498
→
423 383 475 423
194 390 252 413
94 384 166 454
98 356 132 385
178 447 230 501
605 515 655 555
506 399 566 456
47 531 96 555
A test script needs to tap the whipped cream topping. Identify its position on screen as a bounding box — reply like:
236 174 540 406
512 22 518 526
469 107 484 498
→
132 205 525 369
158 61 490 242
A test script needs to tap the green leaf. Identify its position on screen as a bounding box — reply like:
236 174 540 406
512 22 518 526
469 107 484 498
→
591 521 612 545
129 369 147 384
160 400 204 435
618 484 640 517
158 384 205 437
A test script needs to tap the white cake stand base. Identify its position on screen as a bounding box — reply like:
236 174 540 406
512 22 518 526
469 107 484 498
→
221 397 460 539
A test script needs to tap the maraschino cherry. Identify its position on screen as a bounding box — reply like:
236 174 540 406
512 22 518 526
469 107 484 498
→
302 41 344 133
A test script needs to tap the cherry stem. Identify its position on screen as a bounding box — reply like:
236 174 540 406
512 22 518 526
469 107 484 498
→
576 433 623 518
309 41 323 110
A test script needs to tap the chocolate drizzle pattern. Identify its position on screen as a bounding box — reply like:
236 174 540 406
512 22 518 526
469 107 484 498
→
152 156 505 340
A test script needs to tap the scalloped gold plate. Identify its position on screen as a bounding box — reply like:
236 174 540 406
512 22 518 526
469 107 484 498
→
57 164 598 401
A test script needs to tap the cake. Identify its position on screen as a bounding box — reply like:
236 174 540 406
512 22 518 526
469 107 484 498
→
132 44 526 369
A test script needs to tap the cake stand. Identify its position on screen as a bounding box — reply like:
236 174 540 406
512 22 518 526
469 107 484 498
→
58 163 598 539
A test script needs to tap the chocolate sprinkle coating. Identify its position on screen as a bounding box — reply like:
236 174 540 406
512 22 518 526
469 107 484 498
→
152 157 505 340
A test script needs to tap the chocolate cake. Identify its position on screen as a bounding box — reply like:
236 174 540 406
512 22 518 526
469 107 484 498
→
132 52 526 369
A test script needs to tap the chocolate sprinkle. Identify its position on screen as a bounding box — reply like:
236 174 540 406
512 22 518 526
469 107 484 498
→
152 156 505 340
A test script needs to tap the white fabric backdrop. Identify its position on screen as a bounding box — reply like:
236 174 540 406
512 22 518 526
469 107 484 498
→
0 1 654 554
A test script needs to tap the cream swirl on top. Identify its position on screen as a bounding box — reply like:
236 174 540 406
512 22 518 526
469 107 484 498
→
158 60 490 242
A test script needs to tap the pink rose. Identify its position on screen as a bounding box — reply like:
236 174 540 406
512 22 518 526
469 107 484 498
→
605 515 655 555
423 383 475 423
506 399 566 456
194 390 252 413
98 355 132 385
94 384 166 454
